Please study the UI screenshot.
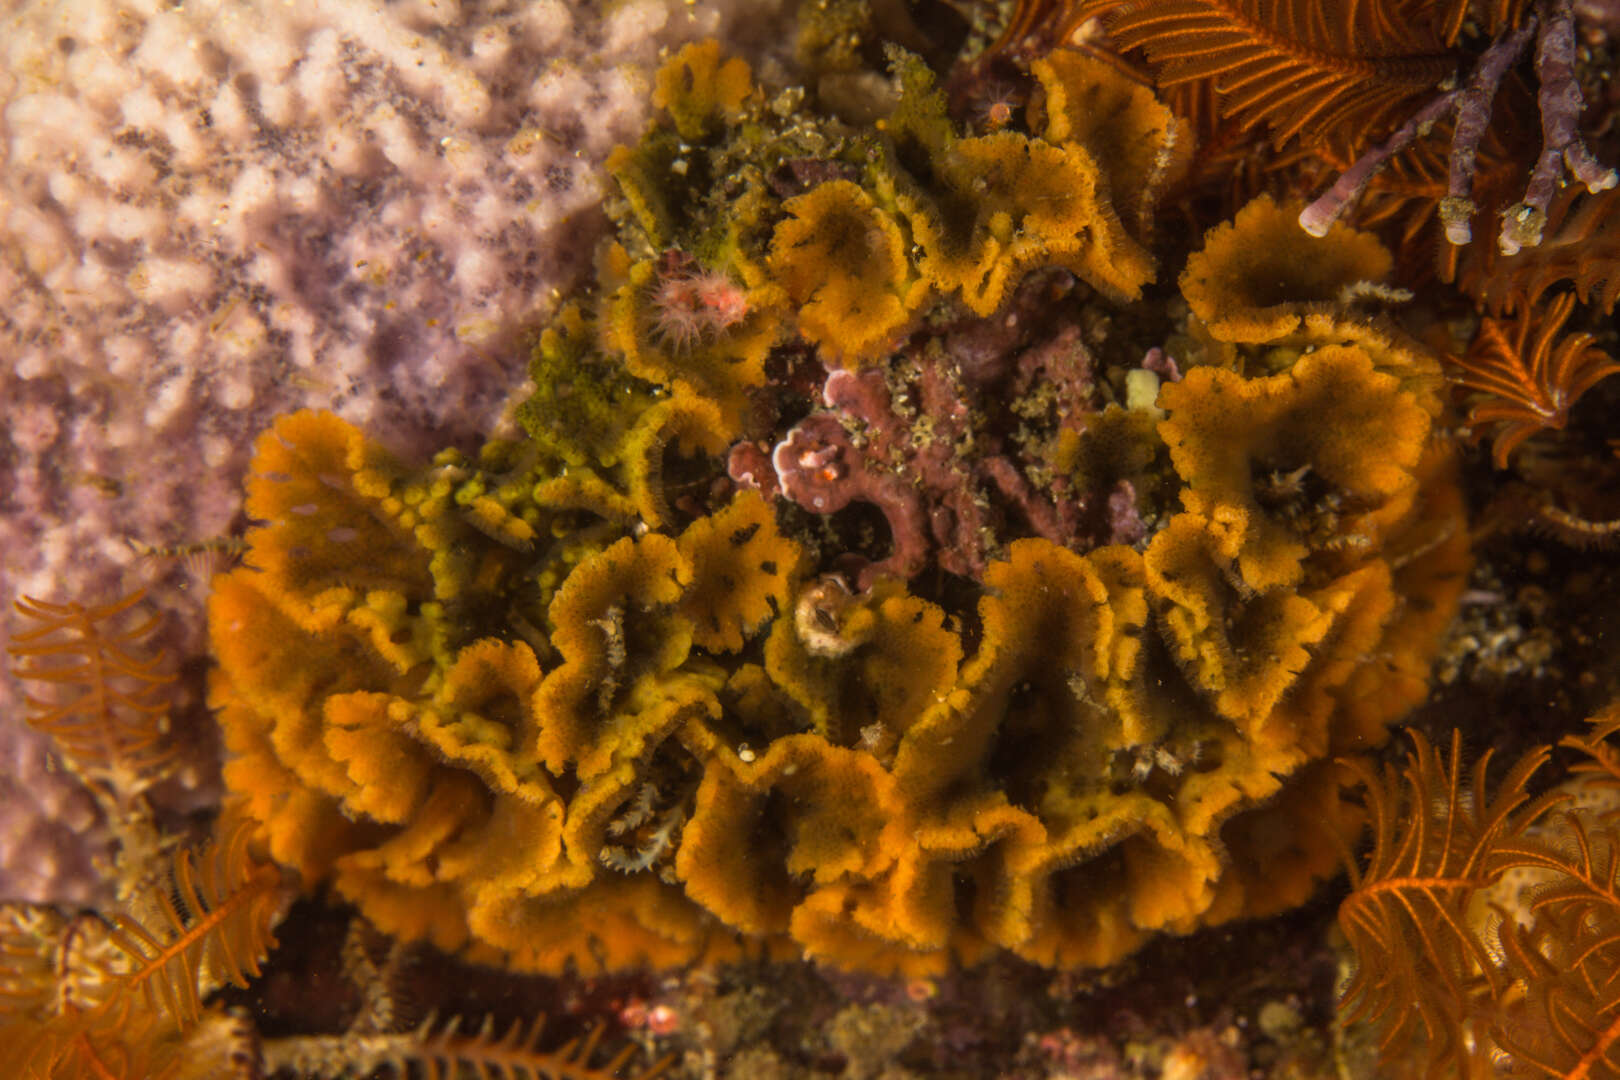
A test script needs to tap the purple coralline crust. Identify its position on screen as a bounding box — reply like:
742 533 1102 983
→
769 398 934 588
1300 0 1618 250
737 272 1127 589
0 0 790 903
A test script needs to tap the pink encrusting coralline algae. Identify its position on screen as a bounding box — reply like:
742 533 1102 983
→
0 0 790 904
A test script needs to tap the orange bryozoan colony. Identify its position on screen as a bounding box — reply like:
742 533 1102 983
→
208 43 1470 977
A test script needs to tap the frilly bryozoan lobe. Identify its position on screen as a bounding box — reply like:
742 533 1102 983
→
212 374 1465 976
208 42 1472 979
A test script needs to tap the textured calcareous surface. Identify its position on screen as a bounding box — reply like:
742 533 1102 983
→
0 0 788 904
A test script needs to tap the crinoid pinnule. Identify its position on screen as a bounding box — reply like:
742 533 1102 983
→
1446 291 1620 467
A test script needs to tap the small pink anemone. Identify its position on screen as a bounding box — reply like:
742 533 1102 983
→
648 251 749 352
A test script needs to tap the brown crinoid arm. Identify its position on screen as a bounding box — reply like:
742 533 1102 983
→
1336 709 1620 1078
1447 291 1620 467
1484 707 1620 1080
1079 0 1464 148
6 589 177 799
1458 186 1620 314
1337 729 1568 1078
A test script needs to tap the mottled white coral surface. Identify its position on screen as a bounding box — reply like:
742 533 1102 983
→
0 0 787 902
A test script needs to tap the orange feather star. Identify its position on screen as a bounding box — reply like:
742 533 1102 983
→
6 589 178 797
1079 0 1465 148
1447 291 1620 468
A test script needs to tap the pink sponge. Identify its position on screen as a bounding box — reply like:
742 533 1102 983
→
0 716 110 906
